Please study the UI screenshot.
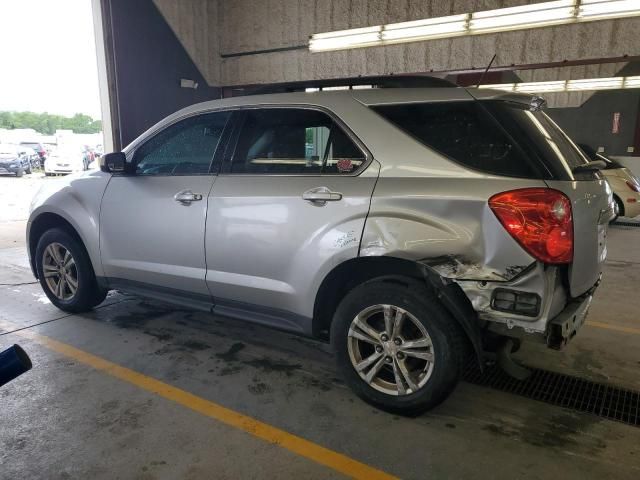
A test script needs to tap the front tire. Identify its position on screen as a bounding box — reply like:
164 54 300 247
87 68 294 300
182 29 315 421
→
15 168 23 178
331 277 465 415
35 228 108 312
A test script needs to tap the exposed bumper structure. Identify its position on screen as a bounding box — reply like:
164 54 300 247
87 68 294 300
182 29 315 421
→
460 263 600 350
546 293 593 350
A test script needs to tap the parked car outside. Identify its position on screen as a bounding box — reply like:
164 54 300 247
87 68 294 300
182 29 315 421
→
20 141 48 167
44 146 88 175
82 145 96 169
17 146 40 171
27 88 613 413
0 143 32 176
578 144 640 221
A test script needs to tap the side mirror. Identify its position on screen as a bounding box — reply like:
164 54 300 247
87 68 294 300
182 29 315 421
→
100 152 127 173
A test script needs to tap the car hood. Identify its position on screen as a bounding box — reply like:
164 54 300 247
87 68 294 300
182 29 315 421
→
601 167 638 183
0 154 18 162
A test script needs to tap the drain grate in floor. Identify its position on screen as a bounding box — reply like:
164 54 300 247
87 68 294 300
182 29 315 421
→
463 362 640 427
612 220 640 227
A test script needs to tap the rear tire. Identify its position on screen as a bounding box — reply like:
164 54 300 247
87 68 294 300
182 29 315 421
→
35 228 108 313
331 277 465 415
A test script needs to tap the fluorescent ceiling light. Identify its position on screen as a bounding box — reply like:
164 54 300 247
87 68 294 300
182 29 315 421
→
623 76 640 88
480 83 516 91
382 14 469 42
516 80 567 93
309 0 640 52
309 26 381 52
566 77 623 91
578 0 640 20
479 75 640 93
470 0 576 33
310 25 380 40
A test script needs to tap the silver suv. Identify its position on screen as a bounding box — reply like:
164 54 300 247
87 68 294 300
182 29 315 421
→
27 86 612 413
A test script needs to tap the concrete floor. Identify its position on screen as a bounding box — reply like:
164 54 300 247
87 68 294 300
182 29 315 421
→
1 174 640 479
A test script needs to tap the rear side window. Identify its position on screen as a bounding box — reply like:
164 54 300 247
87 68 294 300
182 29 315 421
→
486 102 588 179
372 102 539 178
230 108 365 175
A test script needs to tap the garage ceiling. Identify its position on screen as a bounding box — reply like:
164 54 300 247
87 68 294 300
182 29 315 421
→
154 0 640 88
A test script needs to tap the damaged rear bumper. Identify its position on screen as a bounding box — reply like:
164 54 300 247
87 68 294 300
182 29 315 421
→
457 263 600 349
546 294 592 350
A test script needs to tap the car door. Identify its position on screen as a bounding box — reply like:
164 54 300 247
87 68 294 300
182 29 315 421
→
100 111 230 302
205 107 379 332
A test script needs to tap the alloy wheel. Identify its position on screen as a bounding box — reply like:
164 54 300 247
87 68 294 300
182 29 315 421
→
42 242 78 301
347 304 435 396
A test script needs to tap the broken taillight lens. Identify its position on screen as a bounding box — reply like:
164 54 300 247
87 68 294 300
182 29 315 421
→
489 188 573 264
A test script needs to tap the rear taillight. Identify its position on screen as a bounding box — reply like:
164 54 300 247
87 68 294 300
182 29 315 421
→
489 188 573 264
626 180 640 193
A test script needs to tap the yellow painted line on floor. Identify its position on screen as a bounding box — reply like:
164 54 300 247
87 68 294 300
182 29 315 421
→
1 322 397 480
586 320 640 336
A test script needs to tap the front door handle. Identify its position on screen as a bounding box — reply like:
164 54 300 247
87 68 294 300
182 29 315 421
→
302 187 343 206
174 190 203 205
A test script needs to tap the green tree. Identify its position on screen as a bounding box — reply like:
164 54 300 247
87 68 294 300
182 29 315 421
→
0 111 102 134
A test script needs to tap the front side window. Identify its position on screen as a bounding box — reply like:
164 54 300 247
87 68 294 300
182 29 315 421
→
134 112 230 175
230 108 365 175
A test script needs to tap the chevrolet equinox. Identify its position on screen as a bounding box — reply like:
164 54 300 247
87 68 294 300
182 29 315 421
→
27 86 613 413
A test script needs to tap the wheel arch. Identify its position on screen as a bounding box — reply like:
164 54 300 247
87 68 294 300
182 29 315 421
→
28 212 86 278
312 256 484 364
613 193 625 217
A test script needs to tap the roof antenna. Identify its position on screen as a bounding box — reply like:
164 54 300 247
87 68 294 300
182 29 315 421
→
476 54 497 88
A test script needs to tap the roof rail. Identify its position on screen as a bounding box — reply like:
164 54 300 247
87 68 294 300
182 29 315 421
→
231 75 457 96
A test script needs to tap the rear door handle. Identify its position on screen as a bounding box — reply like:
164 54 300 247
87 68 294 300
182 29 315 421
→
174 190 203 205
302 187 343 205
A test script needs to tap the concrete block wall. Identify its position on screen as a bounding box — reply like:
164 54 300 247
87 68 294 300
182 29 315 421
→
154 0 640 88
215 0 640 86
153 0 221 85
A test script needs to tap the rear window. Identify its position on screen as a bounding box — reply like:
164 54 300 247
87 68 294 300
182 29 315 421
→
372 101 540 178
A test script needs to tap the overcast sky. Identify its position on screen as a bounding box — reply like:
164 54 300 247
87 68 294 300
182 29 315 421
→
0 0 102 119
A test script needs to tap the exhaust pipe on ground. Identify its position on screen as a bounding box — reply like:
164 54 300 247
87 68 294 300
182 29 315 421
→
0 344 32 387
